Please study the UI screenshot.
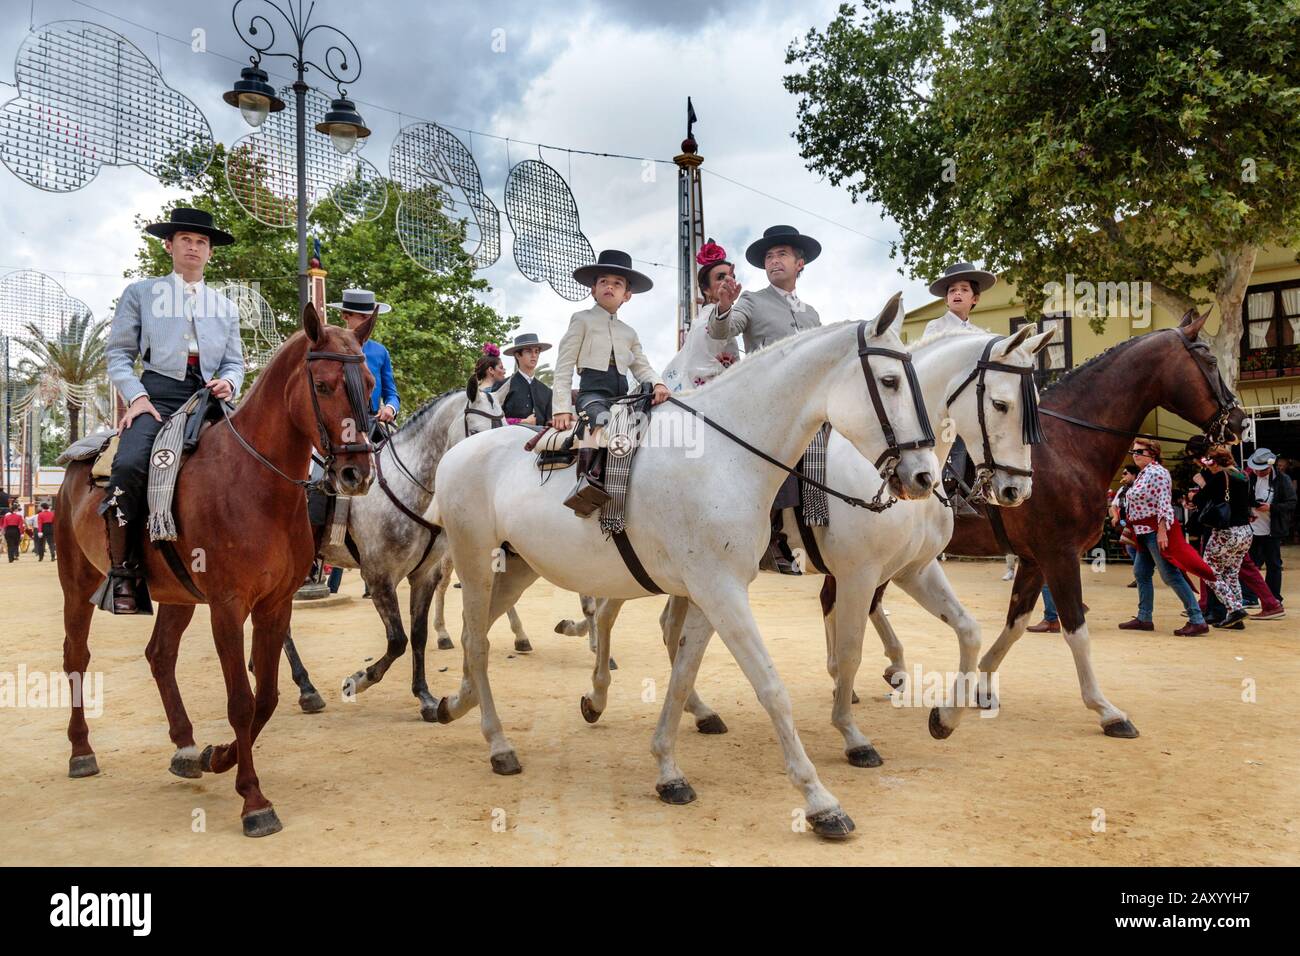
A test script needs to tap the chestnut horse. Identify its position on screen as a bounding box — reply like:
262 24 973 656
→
879 309 1244 738
54 303 375 837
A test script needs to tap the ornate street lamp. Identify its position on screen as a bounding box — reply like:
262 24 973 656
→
224 0 370 310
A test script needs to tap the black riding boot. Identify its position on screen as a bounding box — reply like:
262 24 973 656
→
104 516 144 614
564 447 612 517
766 513 802 575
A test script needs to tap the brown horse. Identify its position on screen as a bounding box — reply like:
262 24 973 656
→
882 310 1244 738
54 303 375 837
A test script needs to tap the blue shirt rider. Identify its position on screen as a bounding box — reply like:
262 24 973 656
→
329 289 398 437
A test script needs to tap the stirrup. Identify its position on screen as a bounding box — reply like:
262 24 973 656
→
564 475 611 517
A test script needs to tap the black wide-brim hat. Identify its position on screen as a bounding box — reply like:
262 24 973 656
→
745 225 821 268
573 249 653 295
144 206 235 246
929 262 997 298
503 332 552 356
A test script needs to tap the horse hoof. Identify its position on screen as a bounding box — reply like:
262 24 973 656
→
490 752 522 776
435 698 453 724
1102 718 1140 739
420 700 441 723
851 690 860 704
846 745 883 768
68 754 99 778
883 668 906 690
436 636 454 650
807 807 856 839
554 620 572 634
580 696 602 724
609 657 618 671
169 751 203 779
342 671 370 697
199 744 215 773
656 779 697 805
514 639 533 653
241 807 283 838
928 708 954 740
298 691 326 714
695 714 728 735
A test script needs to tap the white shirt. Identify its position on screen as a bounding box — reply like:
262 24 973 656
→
174 271 202 356
772 284 807 313
923 309 985 340
1250 475 1273 535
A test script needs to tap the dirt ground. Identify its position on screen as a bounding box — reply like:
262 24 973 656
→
2 549 1297 865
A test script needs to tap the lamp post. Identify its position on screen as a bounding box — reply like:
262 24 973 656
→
224 0 370 313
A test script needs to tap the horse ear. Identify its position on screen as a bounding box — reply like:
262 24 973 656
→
1179 307 1209 339
870 291 904 337
350 306 378 346
991 324 1035 360
1025 328 1056 356
302 301 323 345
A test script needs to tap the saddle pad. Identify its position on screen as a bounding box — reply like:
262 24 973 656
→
91 434 121 481
56 429 115 466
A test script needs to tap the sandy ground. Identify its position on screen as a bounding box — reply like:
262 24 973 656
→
2 549 1297 866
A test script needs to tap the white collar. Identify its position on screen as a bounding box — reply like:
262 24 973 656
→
518 370 534 383
945 310 973 325
172 272 204 293
770 284 806 312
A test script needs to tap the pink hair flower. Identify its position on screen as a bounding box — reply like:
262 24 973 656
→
482 342 501 358
696 240 727 267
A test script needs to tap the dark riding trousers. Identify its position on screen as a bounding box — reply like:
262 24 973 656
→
100 366 206 525
577 361 629 428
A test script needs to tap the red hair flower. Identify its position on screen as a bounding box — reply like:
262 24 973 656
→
482 342 501 358
696 240 727 267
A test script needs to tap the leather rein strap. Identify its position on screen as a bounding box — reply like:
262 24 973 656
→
373 449 442 571
944 336 1043 488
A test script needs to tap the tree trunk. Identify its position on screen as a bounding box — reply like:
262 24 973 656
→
66 398 80 445
1209 245 1258 393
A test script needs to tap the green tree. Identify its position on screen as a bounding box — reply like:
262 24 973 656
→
13 310 108 445
131 143 516 410
785 0 1300 387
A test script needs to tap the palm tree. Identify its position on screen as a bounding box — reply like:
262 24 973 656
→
534 362 554 388
13 310 108 444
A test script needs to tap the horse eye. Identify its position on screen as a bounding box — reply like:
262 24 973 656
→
315 382 329 394
992 400 1009 413
880 375 899 390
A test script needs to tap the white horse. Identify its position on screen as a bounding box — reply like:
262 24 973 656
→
571 324 1054 765
431 294 938 837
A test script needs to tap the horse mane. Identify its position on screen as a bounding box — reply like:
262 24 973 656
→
1038 331 1153 399
910 325 988 352
393 385 466 434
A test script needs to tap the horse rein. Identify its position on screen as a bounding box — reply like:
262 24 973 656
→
943 335 1044 500
1038 329 1240 445
663 321 936 514
219 348 374 492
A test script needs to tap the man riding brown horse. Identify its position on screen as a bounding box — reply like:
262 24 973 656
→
100 207 245 614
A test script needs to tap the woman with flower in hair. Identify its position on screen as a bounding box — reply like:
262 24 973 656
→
662 239 741 393
472 342 508 394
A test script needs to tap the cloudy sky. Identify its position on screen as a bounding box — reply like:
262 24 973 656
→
0 0 937 376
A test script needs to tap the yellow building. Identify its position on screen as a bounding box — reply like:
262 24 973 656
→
902 246 1300 458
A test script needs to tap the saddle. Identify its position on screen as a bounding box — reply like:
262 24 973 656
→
526 425 580 471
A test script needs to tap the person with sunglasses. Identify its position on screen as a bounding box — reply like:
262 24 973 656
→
1119 438 1209 635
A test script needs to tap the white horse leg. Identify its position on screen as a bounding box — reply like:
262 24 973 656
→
649 601 715 806
436 558 538 734
870 600 908 690
891 560 983 739
432 554 455 650
507 605 532 654
824 583 882 768
690 585 853 837
1062 622 1133 733
580 597 624 722
660 595 725 733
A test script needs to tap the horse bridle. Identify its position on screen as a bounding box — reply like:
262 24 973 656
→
464 392 505 437
943 336 1045 500
856 321 936 490
306 349 374 470
220 347 374 491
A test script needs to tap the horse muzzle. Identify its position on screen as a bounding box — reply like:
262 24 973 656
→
332 463 373 497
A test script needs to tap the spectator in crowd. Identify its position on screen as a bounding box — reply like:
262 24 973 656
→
1194 445 1257 629
1119 438 1208 635
1245 447 1295 607
34 501 55 562
3 502 27 562
1111 464 1140 587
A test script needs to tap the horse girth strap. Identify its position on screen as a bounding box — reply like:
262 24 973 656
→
611 530 663 594
856 322 936 470
373 450 441 570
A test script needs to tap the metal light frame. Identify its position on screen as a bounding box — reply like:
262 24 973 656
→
504 159 594 302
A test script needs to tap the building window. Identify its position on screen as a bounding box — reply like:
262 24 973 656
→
1239 279 1300 380
1010 313 1073 388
